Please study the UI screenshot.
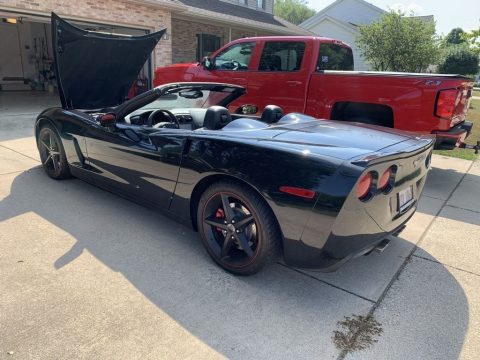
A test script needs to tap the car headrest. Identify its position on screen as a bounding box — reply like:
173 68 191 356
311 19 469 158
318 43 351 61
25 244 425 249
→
204 106 232 130
261 105 284 124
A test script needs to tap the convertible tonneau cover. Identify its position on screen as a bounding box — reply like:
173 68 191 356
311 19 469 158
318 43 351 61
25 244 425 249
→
52 13 165 110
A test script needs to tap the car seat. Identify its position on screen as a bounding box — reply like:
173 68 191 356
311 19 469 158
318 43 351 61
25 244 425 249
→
261 105 284 124
203 106 233 130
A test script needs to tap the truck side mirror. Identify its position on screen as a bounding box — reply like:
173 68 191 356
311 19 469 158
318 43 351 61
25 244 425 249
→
203 56 214 70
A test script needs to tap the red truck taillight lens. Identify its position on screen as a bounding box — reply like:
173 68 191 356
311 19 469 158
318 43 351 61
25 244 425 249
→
435 89 459 119
356 172 373 199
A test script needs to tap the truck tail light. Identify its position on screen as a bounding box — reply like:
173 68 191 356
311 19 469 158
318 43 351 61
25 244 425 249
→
435 89 459 119
356 172 373 199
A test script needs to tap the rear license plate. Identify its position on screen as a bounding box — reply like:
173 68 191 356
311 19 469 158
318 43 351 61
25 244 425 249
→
398 186 413 211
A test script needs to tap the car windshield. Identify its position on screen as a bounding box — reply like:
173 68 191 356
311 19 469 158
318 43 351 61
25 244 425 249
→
136 88 234 112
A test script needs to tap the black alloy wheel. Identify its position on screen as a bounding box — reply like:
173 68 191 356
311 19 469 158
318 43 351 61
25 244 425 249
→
197 180 281 275
37 125 71 179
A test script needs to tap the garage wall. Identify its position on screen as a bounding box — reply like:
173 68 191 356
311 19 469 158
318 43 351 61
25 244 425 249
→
0 22 23 83
0 21 54 88
0 0 172 66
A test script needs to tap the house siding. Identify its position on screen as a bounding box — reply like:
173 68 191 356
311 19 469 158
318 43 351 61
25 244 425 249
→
319 0 383 25
300 0 385 70
219 0 274 14
308 19 369 71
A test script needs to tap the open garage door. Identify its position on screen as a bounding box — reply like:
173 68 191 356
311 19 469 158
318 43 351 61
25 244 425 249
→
0 18 52 91
0 12 154 97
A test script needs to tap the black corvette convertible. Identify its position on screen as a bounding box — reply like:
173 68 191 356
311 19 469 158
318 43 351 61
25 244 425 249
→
36 14 435 275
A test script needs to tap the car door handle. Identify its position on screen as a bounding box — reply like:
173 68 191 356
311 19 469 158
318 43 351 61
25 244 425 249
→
233 78 247 85
287 81 302 86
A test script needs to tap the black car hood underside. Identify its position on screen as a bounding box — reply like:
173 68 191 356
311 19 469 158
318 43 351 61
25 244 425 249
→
52 13 165 110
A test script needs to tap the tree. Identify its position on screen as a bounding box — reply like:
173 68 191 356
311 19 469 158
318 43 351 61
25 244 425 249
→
274 0 316 25
444 28 466 45
438 46 479 75
462 28 480 56
356 11 439 72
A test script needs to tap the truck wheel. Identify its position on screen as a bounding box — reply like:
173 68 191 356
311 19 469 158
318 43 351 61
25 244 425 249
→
197 180 281 275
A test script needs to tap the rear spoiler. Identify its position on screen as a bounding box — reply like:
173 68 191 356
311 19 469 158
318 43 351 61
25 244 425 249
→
351 136 435 167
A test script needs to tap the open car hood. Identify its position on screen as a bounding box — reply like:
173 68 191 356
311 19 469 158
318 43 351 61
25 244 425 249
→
52 13 165 110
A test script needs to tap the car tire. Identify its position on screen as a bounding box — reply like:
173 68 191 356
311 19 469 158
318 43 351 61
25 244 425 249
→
37 124 71 180
197 180 281 275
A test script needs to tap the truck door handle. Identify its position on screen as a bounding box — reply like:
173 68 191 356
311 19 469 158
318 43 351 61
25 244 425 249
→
233 78 247 85
287 81 302 86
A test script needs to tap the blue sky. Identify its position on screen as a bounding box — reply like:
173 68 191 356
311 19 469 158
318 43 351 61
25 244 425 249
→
306 0 480 35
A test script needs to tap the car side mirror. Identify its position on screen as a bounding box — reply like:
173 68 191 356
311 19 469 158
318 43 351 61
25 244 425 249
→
99 113 116 127
203 56 214 70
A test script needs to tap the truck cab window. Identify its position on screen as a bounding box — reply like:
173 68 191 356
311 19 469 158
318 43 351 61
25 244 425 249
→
214 42 256 71
317 43 354 71
259 42 306 71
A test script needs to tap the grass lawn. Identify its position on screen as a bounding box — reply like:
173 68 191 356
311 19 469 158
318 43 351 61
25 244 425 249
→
434 97 480 160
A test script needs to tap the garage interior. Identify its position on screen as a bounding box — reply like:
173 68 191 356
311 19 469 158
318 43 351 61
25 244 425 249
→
0 12 154 113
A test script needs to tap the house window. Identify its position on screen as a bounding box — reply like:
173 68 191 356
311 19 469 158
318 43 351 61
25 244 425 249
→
197 34 221 62
259 42 306 71
257 0 265 10
214 42 256 70
316 43 354 71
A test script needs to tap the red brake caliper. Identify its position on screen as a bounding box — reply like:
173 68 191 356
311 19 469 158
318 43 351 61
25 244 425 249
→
215 208 225 232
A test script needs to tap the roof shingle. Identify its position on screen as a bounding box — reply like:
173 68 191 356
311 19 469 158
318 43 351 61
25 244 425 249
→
177 0 285 27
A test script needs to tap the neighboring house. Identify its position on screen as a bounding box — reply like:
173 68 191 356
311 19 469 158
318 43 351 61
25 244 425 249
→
300 0 435 71
0 0 308 90
300 0 385 70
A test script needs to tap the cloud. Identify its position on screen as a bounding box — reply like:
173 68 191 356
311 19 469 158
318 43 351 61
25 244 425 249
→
388 2 425 15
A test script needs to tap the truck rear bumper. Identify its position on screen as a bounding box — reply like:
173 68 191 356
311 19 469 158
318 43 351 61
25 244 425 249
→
433 121 473 149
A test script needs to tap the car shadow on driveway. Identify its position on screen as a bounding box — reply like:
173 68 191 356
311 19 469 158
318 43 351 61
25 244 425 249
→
0 167 470 359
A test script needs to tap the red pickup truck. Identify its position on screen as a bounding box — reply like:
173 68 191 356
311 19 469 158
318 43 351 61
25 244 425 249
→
154 36 475 149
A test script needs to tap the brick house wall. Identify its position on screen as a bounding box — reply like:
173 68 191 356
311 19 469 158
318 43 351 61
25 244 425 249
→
172 18 266 63
0 0 172 66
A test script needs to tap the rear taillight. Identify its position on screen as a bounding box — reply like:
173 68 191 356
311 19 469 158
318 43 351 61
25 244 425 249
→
378 167 392 190
357 167 397 201
435 89 459 119
356 172 373 199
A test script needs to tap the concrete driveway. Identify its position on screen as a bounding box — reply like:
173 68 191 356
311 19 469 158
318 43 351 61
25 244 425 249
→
0 94 479 359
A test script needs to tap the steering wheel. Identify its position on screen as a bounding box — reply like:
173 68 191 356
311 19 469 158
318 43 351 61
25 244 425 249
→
220 59 241 70
230 60 241 70
147 109 180 128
